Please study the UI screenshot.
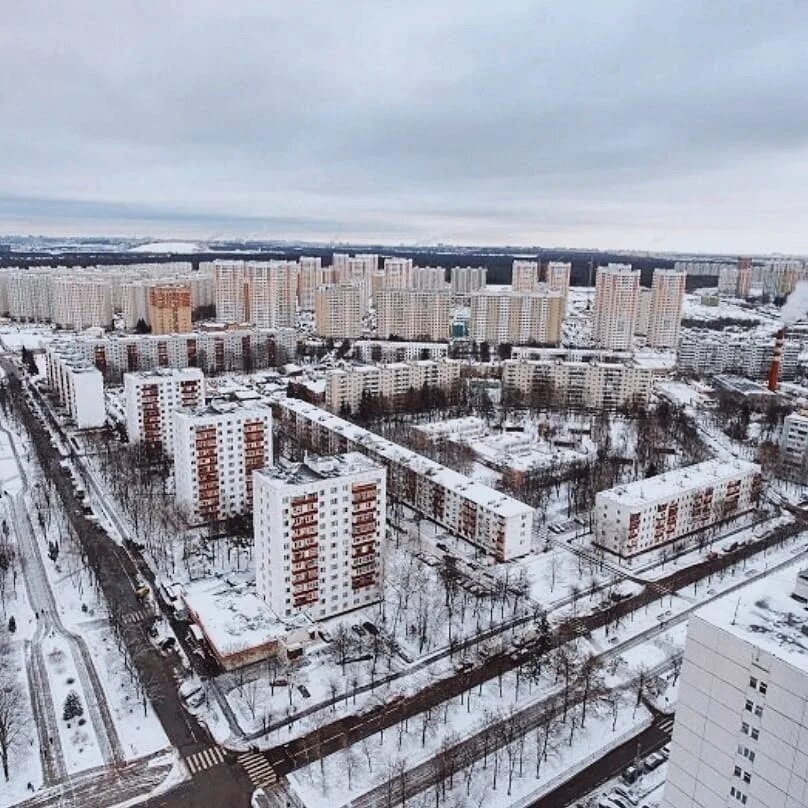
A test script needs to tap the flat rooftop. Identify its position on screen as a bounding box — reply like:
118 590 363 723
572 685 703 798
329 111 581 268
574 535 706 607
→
698 564 808 675
256 452 381 487
597 458 760 508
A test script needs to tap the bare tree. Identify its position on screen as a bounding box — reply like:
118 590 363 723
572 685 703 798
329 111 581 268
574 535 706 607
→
0 672 24 782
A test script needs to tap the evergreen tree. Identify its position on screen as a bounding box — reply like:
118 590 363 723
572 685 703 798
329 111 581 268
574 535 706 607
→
62 691 83 721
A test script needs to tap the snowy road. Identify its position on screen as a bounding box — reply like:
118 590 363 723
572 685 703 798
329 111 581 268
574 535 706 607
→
1 421 125 782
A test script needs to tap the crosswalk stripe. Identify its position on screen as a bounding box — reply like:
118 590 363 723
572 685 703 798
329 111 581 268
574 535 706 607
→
237 752 277 785
186 746 225 774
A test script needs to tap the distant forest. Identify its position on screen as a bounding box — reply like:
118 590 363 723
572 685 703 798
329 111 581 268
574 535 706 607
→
1 244 716 290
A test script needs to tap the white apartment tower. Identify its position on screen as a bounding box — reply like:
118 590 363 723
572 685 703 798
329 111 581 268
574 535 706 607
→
469 290 564 346
254 453 386 620
297 256 323 310
45 345 106 429
173 401 273 524
511 260 539 292
647 268 686 349
51 277 113 330
545 261 571 312
451 266 487 294
411 266 448 290
382 257 414 290
214 260 247 324
376 289 451 341
245 261 298 328
124 367 205 454
314 285 362 339
592 264 641 350
663 566 808 808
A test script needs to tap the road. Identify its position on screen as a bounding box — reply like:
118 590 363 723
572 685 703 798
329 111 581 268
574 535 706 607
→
3 361 260 807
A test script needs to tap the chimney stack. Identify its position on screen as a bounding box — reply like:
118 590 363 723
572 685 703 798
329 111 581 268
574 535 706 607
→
767 328 785 392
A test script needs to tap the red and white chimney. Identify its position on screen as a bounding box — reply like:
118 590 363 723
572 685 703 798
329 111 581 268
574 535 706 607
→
768 328 785 392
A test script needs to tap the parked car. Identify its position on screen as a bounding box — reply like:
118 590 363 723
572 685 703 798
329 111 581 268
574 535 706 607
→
622 765 641 784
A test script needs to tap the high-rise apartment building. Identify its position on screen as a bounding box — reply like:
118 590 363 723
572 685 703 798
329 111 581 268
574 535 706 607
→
662 566 808 808
314 285 362 339
297 256 323 310
469 290 563 345
545 261 571 312
213 260 247 324
45 343 106 429
592 264 640 350
634 288 652 336
450 266 487 295
51 277 113 330
780 411 808 482
254 453 386 620
411 266 448 290
173 401 273 524
375 289 451 341
148 283 193 334
647 269 686 349
124 367 205 453
381 257 413 290
511 260 539 292
594 459 762 557
245 261 298 328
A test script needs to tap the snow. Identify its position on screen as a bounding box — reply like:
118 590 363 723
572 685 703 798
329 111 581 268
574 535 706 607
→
128 241 202 253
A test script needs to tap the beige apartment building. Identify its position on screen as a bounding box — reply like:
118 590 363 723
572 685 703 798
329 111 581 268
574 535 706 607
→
592 264 640 350
469 289 563 345
314 284 363 339
375 289 451 341
148 283 193 334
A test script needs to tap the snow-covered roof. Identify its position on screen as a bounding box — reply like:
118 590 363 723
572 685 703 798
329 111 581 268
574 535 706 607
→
256 452 382 487
597 458 760 508
280 398 533 519
183 580 285 659
697 565 808 674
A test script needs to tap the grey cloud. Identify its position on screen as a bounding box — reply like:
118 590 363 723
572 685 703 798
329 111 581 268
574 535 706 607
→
1 1 808 252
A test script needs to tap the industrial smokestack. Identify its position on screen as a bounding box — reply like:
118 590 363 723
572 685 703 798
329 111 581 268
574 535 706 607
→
768 328 785 392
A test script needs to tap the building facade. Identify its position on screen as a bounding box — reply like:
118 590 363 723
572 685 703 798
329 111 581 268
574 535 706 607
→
663 567 808 808
592 264 640 350
647 269 686 349
502 358 654 409
469 290 564 345
375 289 451 341
780 411 808 481
450 266 487 295
148 283 193 334
594 459 763 557
314 285 363 339
45 343 106 429
124 367 205 453
511 260 539 292
254 453 386 620
174 401 273 524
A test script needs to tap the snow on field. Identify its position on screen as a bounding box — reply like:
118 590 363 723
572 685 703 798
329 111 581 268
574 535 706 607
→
0 324 54 351
0 427 23 496
128 241 201 253
42 634 105 773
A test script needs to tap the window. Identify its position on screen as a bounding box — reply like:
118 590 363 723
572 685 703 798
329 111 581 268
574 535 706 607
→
741 722 749 735
744 700 753 712
751 728 759 740
749 676 757 689
734 766 742 778
759 682 767 695
754 705 763 717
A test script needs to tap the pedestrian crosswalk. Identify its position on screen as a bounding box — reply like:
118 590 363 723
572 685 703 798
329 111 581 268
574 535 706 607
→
658 715 675 733
238 751 278 787
186 746 225 774
121 609 148 625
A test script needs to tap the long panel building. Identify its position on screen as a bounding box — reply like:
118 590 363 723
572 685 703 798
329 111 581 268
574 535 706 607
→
594 459 763 558
275 398 534 561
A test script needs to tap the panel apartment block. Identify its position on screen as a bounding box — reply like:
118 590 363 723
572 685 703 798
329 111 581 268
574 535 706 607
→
254 453 386 620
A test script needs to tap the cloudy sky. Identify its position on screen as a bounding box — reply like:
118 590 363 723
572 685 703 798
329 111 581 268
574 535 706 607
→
2 1 807 253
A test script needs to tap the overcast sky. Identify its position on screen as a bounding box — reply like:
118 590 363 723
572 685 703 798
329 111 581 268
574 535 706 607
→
2 1 808 253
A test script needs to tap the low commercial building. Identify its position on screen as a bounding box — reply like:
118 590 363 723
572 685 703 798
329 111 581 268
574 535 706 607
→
173 401 273 524
124 367 205 453
502 358 654 409
45 343 106 429
324 359 462 413
780 411 808 481
663 566 808 808
254 453 386 620
594 459 763 558
276 399 534 561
